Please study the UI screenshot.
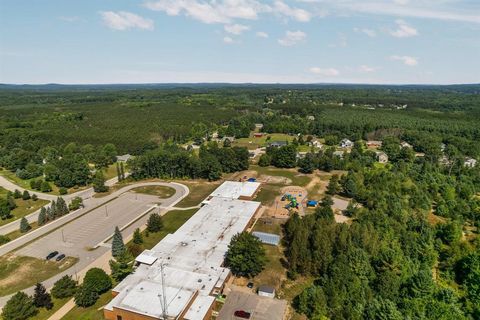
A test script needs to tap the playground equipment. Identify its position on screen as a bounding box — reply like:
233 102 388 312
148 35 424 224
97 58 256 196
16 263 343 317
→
282 193 299 209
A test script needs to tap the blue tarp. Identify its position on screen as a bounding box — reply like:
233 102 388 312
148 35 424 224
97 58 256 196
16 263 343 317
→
252 231 280 246
247 178 257 182
307 200 318 207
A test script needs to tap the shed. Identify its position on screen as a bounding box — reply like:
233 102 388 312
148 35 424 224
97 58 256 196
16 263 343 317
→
252 232 280 246
258 285 275 298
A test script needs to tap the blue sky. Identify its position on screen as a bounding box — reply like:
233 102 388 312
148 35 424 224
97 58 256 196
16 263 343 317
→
0 0 479 84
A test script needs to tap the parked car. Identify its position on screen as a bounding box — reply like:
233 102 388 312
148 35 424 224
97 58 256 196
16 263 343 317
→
234 310 251 319
55 254 66 261
46 251 58 260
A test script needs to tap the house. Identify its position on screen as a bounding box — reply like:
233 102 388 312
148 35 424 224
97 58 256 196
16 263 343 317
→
333 151 344 158
340 139 354 148
401 141 413 149
254 123 264 129
258 285 275 298
311 140 323 149
367 140 382 148
253 132 264 138
307 115 315 121
116 154 132 162
375 151 389 164
269 141 288 148
464 158 477 168
222 136 235 143
296 152 307 159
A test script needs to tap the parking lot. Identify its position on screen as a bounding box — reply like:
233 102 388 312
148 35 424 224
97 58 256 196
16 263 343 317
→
218 289 287 320
17 192 159 262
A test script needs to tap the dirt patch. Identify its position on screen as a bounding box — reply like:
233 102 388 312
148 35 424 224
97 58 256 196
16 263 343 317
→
259 175 292 185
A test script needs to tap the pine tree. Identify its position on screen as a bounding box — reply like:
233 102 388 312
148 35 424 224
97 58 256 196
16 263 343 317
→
120 162 126 180
31 194 38 201
46 206 55 221
50 200 57 219
147 213 163 233
7 195 16 210
326 174 341 195
133 228 143 244
1 292 37 320
20 217 31 233
93 171 108 193
109 250 134 281
116 163 122 181
33 283 53 310
56 197 69 216
22 190 31 200
13 189 22 199
38 207 47 226
111 226 125 257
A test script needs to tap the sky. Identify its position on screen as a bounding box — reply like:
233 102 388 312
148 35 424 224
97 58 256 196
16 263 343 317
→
0 0 479 84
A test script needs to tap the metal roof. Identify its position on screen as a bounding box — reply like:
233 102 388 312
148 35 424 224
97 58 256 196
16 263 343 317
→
252 231 280 246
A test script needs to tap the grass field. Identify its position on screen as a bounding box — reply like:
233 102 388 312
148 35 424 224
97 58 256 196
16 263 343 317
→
254 184 281 205
0 187 49 227
251 165 311 186
233 133 294 150
174 181 221 208
135 208 198 249
28 297 70 320
0 168 86 195
61 290 111 320
131 185 176 198
0 254 78 296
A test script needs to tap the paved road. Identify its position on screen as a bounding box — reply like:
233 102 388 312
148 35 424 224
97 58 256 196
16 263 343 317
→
0 181 189 307
0 176 121 235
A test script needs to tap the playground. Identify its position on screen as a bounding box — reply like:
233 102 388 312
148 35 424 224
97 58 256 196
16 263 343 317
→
264 186 308 219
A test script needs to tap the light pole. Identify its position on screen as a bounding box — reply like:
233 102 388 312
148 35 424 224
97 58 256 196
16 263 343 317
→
61 229 65 243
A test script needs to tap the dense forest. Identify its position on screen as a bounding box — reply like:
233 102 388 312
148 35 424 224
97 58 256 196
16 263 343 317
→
0 84 479 319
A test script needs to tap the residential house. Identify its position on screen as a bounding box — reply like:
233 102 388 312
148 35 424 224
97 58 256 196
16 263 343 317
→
375 151 389 164
340 139 354 148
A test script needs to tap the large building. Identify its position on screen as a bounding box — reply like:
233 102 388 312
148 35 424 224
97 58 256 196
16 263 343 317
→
104 181 262 320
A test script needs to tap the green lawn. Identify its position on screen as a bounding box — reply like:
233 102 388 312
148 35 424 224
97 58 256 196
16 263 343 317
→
102 164 120 180
233 133 294 150
0 188 49 227
134 208 198 249
61 290 111 320
131 185 176 198
174 181 220 208
254 184 281 205
29 297 70 320
0 254 78 296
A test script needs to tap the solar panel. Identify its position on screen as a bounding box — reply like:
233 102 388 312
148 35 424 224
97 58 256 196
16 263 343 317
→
252 231 280 246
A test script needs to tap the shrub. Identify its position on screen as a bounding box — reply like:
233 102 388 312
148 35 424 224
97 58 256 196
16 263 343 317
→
146 213 163 233
83 268 112 294
51 275 77 299
1 292 37 320
74 283 99 308
59 187 68 195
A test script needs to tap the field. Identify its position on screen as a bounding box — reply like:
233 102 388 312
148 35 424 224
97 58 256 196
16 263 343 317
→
61 290 111 320
233 133 294 150
0 187 49 227
174 180 222 208
0 254 78 296
131 185 176 198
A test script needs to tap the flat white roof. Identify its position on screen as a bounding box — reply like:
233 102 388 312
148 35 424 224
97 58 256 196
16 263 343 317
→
107 181 261 320
204 181 261 202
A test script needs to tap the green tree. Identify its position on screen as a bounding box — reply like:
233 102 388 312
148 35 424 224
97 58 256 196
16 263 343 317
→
38 207 47 226
19 217 31 233
1 291 37 320
74 283 99 308
40 181 52 193
51 275 77 299
92 171 108 193
83 268 112 294
33 283 53 310
225 232 266 277
31 194 38 201
326 174 341 195
133 228 143 244
0 198 12 220
56 197 69 216
109 250 134 282
13 189 22 199
111 226 125 257
147 213 163 233
298 153 316 174
120 162 126 180
21 190 30 200
258 154 271 167
116 162 122 181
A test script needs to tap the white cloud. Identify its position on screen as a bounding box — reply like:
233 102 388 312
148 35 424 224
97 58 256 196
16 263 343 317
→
353 27 377 37
359 65 376 73
223 36 234 44
329 33 347 48
224 24 250 35
256 31 269 38
273 1 311 22
144 0 313 24
100 11 154 30
389 19 418 38
278 30 306 46
309 67 340 76
391 55 418 66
